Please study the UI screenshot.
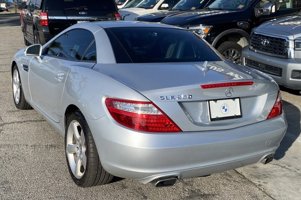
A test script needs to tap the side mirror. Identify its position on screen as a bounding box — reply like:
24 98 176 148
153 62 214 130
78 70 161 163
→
25 44 42 59
255 2 276 17
160 3 169 10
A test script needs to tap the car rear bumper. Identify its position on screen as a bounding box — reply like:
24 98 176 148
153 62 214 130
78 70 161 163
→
242 48 301 90
89 114 287 184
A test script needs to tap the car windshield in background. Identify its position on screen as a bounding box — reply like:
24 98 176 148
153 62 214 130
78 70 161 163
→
44 0 116 11
172 0 207 11
208 0 251 10
136 0 160 9
123 0 143 8
106 27 221 63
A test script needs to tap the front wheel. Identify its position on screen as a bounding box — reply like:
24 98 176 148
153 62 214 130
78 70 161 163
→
217 41 242 64
12 65 31 110
65 111 114 187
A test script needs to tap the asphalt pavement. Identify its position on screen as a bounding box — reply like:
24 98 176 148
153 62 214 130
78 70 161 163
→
0 15 300 200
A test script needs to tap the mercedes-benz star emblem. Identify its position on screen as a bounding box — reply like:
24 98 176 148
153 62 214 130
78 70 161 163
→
225 87 234 97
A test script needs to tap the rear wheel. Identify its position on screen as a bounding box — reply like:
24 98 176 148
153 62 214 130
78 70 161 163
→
65 111 114 187
12 65 31 110
217 41 242 64
23 36 30 46
33 29 40 44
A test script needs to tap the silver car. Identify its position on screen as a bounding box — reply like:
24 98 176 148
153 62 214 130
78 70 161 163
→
11 21 287 187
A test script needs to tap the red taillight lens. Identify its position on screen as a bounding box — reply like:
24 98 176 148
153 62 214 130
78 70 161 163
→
114 12 121 21
201 81 254 89
105 98 181 133
39 12 48 26
267 92 283 120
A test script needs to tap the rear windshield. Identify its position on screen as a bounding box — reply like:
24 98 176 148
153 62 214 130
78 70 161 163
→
106 27 221 63
44 0 116 11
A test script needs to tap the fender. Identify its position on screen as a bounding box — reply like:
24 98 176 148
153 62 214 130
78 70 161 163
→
212 28 250 47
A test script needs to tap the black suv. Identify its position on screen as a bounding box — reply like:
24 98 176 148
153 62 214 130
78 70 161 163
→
161 0 301 63
21 0 120 45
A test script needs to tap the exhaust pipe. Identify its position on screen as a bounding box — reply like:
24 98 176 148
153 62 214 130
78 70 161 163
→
153 176 178 187
261 154 274 164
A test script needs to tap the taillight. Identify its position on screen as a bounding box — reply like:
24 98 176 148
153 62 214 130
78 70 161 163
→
39 12 48 26
267 91 283 120
105 98 181 133
114 12 121 21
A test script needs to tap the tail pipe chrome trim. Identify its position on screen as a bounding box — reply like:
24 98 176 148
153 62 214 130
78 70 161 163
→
260 154 274 164
153 176 178 187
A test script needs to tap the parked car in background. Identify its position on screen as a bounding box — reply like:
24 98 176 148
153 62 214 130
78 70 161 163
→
161 0 301 63
0 2 8 12
242 14 301 91
137 0 214 22
122 0 144 8
116 0 132 9
119 0 180 20
11 21 286 188
20 0 120 45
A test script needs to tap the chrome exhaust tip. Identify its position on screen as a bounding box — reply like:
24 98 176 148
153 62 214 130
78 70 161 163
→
153 176 178 187
261 154 274 164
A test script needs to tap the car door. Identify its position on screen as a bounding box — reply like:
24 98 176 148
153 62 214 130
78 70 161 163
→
28 28 96 123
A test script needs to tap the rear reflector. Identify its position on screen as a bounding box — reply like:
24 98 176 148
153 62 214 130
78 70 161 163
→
39 12 48 26
105 98 181 133
267 91 282 120
201 81 254 89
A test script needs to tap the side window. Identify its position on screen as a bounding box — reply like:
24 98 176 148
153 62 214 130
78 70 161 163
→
159 0 178 10
45 29 96 62
277 0 293 9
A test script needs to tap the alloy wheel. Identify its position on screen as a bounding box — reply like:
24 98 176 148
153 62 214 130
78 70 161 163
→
12 69 21 105
222 48 241 64
66 120 87 179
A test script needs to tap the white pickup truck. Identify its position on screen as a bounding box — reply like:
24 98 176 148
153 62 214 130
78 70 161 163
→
242 14 301 92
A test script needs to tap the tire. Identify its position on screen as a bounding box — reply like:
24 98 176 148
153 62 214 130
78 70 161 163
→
23 36 30 46
217 41 242 64
33 29 40 44
65 111 114 187
12 65 32 110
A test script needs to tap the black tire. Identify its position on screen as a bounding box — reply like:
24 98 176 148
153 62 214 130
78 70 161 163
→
33 29 40 44
65 111 114 187
12 65 32 110
217 41 242 64
23 36 30 46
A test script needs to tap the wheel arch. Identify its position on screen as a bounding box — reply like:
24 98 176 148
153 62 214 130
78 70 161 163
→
11 61 17 75
212 29 250 49
64 104 81 129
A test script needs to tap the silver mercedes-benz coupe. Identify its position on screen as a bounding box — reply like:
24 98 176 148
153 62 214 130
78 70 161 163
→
11 21 287 187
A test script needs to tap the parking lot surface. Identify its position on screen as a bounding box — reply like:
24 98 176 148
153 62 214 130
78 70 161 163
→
0 24 300 199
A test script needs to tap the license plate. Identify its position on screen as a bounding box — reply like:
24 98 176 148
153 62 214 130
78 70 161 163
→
209 98 242 121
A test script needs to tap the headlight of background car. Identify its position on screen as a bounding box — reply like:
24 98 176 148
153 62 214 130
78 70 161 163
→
187 25 212 38
294 39 301 50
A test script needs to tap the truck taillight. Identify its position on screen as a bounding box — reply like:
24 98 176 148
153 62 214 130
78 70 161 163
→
267 91 282 120
114 12 121 21
39 12 48 26
105 98 181 133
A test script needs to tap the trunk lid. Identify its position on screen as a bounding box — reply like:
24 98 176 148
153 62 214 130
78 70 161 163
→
95 61 279 131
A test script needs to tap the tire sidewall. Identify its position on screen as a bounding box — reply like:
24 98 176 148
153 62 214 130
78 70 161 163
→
65 111 98 186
